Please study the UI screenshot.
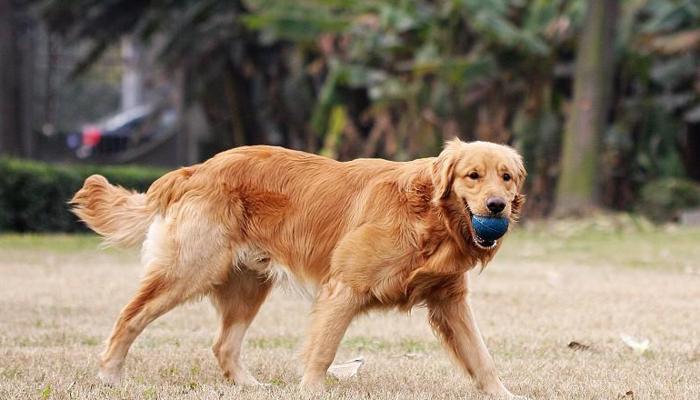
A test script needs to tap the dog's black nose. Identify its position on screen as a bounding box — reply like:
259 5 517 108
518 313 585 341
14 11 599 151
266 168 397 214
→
486 197 506 214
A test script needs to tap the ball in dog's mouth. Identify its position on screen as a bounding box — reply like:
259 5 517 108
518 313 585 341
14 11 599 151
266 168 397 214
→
470 215 509 249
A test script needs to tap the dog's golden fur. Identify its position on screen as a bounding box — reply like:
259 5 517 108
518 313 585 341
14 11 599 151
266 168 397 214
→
71 138 526 398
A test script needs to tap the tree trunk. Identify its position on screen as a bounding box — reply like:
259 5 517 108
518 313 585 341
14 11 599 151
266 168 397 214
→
0 0 23 156
555 0 619 215
121 37 145 111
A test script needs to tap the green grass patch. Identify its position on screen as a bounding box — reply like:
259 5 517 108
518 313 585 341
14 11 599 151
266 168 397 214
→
245 335 437 354
39 385 52 400
501 219 700 270
342 336 389 351
0 366 22 379
248 336 299 350
2 217 699 270
342 336 437 353
269 377 286 387
0 233 104 252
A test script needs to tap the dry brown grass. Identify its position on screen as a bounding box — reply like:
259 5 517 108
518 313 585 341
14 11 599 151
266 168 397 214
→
1 221 699 399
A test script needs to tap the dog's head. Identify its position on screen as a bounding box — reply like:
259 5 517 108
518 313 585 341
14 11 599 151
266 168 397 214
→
432 138 526 249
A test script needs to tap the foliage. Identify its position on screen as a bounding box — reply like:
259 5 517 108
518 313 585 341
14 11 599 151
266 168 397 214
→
30 0 584 159
28 0 700 217
603 0 700 209
0 158 164 232
637 177 700 222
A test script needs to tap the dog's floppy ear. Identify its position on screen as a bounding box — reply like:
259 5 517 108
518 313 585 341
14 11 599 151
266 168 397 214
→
510 151 527 220
432 138 462 200
511 193 526 221
513 152 527 190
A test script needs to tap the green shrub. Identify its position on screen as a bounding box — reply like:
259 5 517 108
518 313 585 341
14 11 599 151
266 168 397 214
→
0 158 166 232
638 178 700 222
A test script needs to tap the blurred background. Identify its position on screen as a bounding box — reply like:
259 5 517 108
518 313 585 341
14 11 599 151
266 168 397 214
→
1 0 699 231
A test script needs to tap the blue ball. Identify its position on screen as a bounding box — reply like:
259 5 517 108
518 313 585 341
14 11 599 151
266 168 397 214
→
471 215 509 241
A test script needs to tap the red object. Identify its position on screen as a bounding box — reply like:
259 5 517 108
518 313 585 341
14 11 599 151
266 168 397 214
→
82 125 102 147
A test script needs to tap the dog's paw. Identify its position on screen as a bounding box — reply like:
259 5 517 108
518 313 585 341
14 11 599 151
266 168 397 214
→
227 369 263 387
500 393 531 400
97 368 122 386
482 389 530 400
299 379 325 396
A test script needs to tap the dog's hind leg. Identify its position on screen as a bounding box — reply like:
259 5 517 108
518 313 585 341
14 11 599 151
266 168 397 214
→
211 267 272 385
98 206 234 385
98 266 196 385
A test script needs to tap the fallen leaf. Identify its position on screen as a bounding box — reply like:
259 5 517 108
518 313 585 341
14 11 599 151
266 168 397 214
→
567 341 591 351
617 390 634 399
328 357 364 380
620 334 649 354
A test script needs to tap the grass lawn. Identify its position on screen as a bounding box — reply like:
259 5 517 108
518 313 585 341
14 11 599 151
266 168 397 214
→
1 219 699 399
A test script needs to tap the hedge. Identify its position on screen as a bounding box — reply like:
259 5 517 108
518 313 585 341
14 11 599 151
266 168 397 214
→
0 158 166 232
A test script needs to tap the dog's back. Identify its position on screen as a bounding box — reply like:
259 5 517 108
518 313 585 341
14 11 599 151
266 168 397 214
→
71 145 424 282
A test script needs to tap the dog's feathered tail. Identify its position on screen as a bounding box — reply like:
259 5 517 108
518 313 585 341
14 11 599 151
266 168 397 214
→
70 167 196 248
70 175 152 248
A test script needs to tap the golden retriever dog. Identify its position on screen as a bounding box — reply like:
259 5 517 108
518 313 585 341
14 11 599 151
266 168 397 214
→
71 138 526 398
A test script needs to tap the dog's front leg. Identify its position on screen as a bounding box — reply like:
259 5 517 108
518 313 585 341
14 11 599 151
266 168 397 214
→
428 298 515 399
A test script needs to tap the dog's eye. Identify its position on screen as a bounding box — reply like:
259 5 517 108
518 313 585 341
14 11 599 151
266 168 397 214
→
503 173 512 182
468 172 480 180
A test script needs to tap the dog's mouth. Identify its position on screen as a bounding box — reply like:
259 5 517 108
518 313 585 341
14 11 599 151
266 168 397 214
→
463 200 498 250
473 235 497 249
